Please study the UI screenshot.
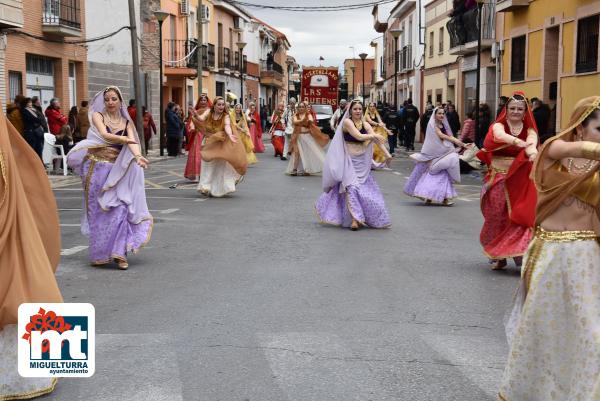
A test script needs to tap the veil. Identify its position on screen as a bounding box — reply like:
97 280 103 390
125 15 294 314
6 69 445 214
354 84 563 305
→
322 104 373 193
409 107 460 182
67 87 152 235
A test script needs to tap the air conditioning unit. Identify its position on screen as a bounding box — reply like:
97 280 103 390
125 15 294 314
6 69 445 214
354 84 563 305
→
180 0 190 15
200 5 210 21
233 17 243 30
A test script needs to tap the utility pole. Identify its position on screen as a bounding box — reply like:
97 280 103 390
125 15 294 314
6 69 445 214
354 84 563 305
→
128 0 145 154
197 0 203 98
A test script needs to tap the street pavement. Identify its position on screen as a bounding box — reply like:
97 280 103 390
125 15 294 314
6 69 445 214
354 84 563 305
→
42 143 519 401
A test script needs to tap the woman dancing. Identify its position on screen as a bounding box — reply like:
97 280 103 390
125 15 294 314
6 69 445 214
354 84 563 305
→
404 107 466 205
270 101 287 160
500 96 600 401
194 96 248 197
477 91 538 270
365 102 393 168
231 103 257 165
184 94 211 181
1 99 63 399
67 86 152 270
246 102 265 153
315 99 391 230
285 101 329 176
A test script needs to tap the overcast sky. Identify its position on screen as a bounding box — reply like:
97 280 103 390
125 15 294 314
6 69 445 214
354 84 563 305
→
249 1 396 71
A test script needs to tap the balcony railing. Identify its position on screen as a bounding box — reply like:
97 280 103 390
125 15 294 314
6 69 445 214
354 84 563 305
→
218 47 231 69
261 60 284 74
165 39 196 68
447 1 495 53
42 0 81 35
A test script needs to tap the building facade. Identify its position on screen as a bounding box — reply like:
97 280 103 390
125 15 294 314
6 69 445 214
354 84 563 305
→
4 0 88 110
423 0 459 108
369 35 385 103
447 0 497 118
0 0 24 104
343 57 374 101
497 0 600 130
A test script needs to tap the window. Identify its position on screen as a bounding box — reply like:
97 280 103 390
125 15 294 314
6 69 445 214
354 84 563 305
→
429 31 434 57
8 71 22 101
439 27 444 53
576 15 599 73
511 35 526 82
26 54 54 75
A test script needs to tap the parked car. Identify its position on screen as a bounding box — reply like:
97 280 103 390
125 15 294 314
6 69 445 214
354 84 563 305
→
311 104 334 137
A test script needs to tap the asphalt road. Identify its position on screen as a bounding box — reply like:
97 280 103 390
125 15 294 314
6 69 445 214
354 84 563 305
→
42 144 519 401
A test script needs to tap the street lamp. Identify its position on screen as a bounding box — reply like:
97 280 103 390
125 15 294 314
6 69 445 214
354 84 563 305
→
236 41 247 106
359 52 367 102
349 65 355 99
154 9 169 156
285 59 293 102
390 28 402 110
474 0 485 147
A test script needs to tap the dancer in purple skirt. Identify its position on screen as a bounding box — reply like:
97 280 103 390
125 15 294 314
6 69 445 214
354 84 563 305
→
67 87 152 269
404 107 467 206
316 99 391 231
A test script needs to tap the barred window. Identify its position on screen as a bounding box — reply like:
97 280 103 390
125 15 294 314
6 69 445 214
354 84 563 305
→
26 54 54 75
576 14 599 74
511 35 526 82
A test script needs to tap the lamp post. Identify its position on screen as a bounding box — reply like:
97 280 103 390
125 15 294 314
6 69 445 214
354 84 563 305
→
359 52 367 102
474 0 484 147
349 65 355 99
390 28 402 109
285 59 293 102
154 9 169 156
236 41 247 106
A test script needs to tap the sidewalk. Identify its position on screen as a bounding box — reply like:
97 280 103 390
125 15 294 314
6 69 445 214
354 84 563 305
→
48 148 172 189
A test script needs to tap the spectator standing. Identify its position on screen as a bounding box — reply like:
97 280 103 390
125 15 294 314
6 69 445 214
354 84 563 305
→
531 97 551 143
127 99 137 122
31 96 49 133
496 96 508 117
260 103 268 132
396 101 406 147
475 103 491 148
403 98 420 151
384 106 398 154
165 102 183 157
446 104 461 137
143 106 157 151
76 100 90 143
7 94 25 135
459 111 475 143
420 104 434 143
45 98 68 136
21 97 46 158
68 105 79 139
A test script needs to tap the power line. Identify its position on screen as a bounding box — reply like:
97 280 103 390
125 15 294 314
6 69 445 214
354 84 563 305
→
223 0 396 11
6 26 131 45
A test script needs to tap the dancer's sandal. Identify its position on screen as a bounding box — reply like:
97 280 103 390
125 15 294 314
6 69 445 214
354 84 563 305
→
350 220 359 231
114 258 129 270
491 259 508 270
90 261 109 267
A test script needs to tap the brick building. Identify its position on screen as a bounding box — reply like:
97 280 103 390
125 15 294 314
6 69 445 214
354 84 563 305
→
4 0 87 110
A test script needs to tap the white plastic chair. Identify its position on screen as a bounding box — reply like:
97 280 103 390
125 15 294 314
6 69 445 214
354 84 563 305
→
42 133 68 176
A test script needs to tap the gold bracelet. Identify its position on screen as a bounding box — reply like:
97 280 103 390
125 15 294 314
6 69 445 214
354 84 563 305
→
512 137 519 146
134 154 142 160
581 142 600 160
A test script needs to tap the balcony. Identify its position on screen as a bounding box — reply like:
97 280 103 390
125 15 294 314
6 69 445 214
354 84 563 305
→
164 39 200 77
42 0 81 37
447 2 495 56
496 0 529 12
0 0 24 29
260 61 284 88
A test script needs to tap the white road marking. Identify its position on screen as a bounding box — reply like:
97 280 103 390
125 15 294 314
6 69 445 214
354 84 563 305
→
160 208 179 214
59 208 180 213
60 223 81 227
61 245 88 256
194 198 207 202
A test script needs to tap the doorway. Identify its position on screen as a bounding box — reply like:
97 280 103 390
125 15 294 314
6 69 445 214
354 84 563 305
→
543 26 559 133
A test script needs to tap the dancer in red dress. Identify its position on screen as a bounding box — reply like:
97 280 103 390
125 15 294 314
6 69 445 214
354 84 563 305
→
246 102 265 153
270 101 286 160
184 94 211 181
477 91 539 270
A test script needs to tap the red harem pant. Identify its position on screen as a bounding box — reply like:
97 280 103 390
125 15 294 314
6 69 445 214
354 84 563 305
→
480 169 533 259
272 133 285 157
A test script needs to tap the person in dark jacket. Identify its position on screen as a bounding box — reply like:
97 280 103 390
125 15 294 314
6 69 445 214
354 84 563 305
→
383 107 398 154
21 97 46 159
476 103 491 149
31 96 49 133
165 102 183 157
421 104 434 138
531 98 551 143
403 99 420 151
446 103 461 137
